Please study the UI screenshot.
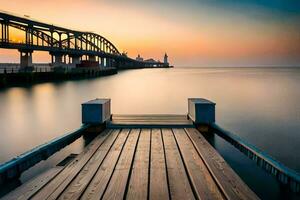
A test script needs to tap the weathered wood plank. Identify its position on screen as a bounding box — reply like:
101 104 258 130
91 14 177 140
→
101 129 140 199
162 129 195 200
112 118 189 121
173 128 224 200
2 166 63 200
111 115 193 127
186 128 259 200
112 119 191 122
31 129 113 200
80 129 130 200
53 129 120 200
149 129 170 200
113 114 187 119
111 121 192 124
113 118 189 121
108 124 194 130
126 129 151 200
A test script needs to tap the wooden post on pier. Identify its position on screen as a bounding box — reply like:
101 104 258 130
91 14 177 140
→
188 98 215 134
82 98 111 134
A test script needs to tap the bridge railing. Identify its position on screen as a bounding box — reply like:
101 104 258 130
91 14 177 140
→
0 66 52 74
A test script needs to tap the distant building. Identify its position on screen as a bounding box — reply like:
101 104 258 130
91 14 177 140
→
122 51 128 57
144 58 157 63
164 53 168 65
136 54 143 61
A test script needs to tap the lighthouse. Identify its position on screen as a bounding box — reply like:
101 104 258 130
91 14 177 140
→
164 53 169 66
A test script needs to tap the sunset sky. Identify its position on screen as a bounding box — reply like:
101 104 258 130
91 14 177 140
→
0 0 300 66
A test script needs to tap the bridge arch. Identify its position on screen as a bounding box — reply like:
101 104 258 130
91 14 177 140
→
0 11 167 69
0 12 120 55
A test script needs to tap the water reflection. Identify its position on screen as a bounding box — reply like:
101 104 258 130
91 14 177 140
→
0 67 299 167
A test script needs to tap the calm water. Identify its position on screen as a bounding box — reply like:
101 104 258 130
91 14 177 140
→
0 67 299 199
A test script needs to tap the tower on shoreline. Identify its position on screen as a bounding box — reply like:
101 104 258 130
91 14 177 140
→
164 53 169 66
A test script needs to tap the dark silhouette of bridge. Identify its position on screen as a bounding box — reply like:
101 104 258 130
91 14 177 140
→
0 11 168 71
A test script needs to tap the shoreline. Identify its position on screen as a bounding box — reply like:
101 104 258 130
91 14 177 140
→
0 67 118 88
0 65 172 88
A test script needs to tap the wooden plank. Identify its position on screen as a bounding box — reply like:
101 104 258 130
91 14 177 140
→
126 129 151 200
31 129 114 200
108 124 194 130
111 115 193 126
113 114 187 119
112 116 188 121
112 119 191 122
149 129 170 200
162 129 195 200
112 118 191 122
112 115 188 121
102 129 141 199
2 166 63 200
186 128 259 200
80 129 130 199
52 129 120 199
173 128 224 200
111 120 192 124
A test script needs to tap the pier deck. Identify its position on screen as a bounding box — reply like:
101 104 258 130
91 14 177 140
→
109 114 194 128
3 116 258 200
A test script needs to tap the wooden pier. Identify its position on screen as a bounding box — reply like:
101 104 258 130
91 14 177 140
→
2 97 300 199
2 117 258 200
8 97 300 199
3 127 258 199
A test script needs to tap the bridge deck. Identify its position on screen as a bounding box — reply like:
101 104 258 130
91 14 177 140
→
3 116 258 200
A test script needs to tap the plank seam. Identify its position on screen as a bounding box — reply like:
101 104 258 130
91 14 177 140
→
26 167 63 199
184 128 229 200
59 129 121 199
171 128 200 200
160 129 171 200
2 166 64 200
99 129 132 200
52 129 117 199
32 129 114 200
123 129 142 199
147 129 152 200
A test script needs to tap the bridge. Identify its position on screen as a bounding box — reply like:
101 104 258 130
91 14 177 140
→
0 11 168 71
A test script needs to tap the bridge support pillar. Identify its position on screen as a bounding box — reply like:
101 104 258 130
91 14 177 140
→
110 59 114 67
105 58 109 67
50 52 65 69
88 55 96 62
69 55 81 68
106 58 113 67
100 57 105 67
19 50 34 72
109 58 112 67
